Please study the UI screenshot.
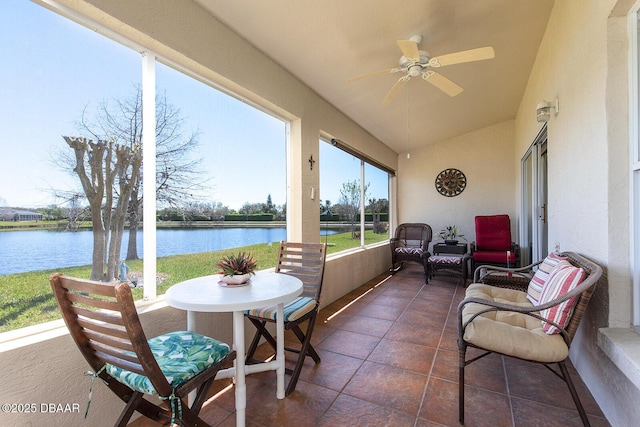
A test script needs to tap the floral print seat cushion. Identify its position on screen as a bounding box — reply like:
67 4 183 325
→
106 331 231 395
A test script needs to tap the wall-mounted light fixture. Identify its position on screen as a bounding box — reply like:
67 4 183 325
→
536 99 559 123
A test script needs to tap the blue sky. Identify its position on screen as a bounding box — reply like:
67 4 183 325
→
0 1 388 211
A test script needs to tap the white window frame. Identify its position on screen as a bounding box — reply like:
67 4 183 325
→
629 4 640 328
321 138 394 248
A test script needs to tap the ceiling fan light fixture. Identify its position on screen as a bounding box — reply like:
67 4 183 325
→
408 65 422 77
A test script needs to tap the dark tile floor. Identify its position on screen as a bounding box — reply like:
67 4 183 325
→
133 264 610 427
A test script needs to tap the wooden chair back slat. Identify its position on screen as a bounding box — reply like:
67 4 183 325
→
275 241 326 301
71 305 126 326
77 318 129 340
66 291 121 311
93 349 146 376
83 329 136 353
57 275 119 297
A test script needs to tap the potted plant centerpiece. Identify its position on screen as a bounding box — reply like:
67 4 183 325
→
215 251 258 285
437 225 466 245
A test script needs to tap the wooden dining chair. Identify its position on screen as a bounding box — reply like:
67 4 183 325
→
50 273 236 427
244 241 327 395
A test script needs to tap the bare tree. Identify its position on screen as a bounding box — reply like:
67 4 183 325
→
336 180 369 238
368 197 388 233
62 136 142 281
75 86 206 260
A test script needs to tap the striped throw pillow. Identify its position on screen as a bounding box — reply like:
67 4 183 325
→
526 252 569 305
539 265 586 334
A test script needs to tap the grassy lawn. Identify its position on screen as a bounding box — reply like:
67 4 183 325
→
0 230 388 332
0 220 92 231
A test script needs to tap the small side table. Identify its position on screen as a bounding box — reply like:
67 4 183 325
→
428 243 470 285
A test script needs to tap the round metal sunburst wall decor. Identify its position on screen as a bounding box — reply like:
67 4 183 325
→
435 168 467 197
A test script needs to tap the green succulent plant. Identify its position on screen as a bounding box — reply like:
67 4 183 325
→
436 225 466 241
215 252 258 276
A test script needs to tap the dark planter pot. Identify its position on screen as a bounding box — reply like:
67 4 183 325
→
445 240 458 245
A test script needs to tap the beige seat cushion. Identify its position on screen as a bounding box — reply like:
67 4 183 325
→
462 283 568 362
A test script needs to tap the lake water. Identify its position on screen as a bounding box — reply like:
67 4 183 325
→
1 227 338 275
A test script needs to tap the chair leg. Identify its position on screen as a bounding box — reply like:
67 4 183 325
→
290 321 321 363
115 391 145 427
178 404 212 427
246 314 322 395
245 318 278 363
245 320 265 362
458 346 466 425
390 261 404 273
286 313 320 395
558 361 591 427
190 377 214 414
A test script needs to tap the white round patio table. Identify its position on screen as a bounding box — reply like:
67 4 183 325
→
165 271 303 427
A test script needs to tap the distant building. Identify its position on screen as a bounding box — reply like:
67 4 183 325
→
0 207 43 222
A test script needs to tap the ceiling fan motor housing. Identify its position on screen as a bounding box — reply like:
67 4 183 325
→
399 50 431 76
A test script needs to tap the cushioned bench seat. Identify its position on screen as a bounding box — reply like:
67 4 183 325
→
461 283 568 362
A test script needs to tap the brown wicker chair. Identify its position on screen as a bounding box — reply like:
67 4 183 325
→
50 274 236 427
389 223 432 282
245 241 327 396
458 252 602 426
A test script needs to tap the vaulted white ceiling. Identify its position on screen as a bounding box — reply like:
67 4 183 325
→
196 0 554 154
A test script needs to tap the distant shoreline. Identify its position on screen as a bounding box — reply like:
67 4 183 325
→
0 220 369 231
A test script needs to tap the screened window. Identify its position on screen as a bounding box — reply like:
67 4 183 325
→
0 1 286 331
631 8 640 328
319 139 390 252
0 0 140 331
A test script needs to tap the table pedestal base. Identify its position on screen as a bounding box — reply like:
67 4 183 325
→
186 304 285 427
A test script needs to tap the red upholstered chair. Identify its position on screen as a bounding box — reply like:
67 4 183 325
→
470 215 519 272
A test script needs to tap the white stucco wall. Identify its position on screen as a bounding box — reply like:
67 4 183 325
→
515 0 610 262
513 1 638 425
397 120 516 249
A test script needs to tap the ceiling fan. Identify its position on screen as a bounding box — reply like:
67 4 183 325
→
347 35 495 104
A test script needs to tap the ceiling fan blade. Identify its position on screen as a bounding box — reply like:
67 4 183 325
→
382 75 410 104
423 71 463 97
429 46 495 67
347 67 402 82
396 39 421 61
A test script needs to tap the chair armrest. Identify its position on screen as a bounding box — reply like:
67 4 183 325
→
472 260 542 290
